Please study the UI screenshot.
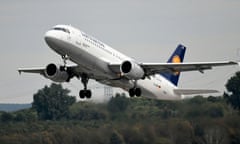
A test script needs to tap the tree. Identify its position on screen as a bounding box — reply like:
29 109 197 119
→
107 93 129 113
109 132 123 144
14 109 37 122
224 72 240 111
0 112 13 122
32 83 76 120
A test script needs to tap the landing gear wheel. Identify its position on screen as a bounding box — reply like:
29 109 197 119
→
79 90 85 99
129 88 135 97
135 88 142 97
79 90 92 99
129 88 142 97
85 90 92 99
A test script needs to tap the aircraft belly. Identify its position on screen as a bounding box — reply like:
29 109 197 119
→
138 78 181 100
98 79 132 89
98 77 182 101
53 39 117 79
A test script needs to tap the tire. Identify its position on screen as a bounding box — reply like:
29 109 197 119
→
79 90 85 99
86 90 92 99
129 88 135 97
135 88 141 97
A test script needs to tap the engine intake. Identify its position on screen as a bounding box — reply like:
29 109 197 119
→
120 60 145 80
44 63 69 82
121 61 132 73
46 63 57 76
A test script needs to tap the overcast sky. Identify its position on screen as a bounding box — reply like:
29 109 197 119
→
0 0 239 103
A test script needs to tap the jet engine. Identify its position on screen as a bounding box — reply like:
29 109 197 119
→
120 60 145 80
44 63 69 82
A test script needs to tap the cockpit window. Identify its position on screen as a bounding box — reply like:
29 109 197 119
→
53 27 70 34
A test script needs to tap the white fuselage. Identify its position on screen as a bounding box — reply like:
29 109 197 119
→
44 25 181 100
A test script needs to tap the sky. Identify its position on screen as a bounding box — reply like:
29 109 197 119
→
0 0 240 103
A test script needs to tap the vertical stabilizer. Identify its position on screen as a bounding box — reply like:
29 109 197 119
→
161 44 186 86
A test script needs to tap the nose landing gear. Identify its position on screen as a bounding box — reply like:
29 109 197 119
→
61 55 69 70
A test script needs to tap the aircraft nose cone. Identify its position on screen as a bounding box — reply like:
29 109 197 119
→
44 31 55 44
44 30 61 52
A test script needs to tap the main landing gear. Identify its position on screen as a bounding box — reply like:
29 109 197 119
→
129 88 142 97
79 73 92 99
128 80 142 97
60 55 92 99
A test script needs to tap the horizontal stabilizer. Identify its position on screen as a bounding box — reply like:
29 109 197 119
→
174 89 219 95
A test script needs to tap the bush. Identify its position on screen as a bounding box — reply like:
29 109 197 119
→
1 112 13 122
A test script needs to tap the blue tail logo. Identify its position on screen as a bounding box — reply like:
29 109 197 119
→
161 44 186 86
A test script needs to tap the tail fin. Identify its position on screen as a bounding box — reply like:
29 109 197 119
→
161 44 186 86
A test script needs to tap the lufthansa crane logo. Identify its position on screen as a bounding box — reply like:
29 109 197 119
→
172 55 181 63
172 55 181 75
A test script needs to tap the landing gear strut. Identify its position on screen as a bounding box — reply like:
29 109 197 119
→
129 80 142 97
79 73 92 99
62 55 69 70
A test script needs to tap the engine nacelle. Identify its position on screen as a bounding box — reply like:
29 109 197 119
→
44 63 69 82
120 60 145 80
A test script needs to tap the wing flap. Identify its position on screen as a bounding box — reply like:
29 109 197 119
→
108 63 121 73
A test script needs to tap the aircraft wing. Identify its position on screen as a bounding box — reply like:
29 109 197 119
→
18 67 46 75
141 61 238 75
18 64 107 80
110 61 238 76
18 64 80 77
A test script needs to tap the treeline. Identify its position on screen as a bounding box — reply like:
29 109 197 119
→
0 95 240 144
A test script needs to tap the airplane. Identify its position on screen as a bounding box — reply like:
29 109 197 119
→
18 25 238 100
